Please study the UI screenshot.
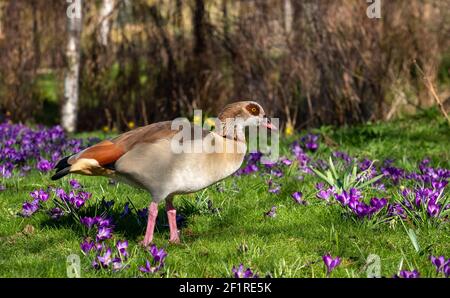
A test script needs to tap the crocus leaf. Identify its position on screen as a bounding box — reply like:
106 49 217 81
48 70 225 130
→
311 167 334 186
406 228 420 253
357 174 384 190
328 157 338 179
352 164 357 181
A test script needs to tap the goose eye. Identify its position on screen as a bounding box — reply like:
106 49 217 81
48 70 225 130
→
246 104 260 115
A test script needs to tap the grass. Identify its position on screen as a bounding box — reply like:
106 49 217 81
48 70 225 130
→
0 110 449 278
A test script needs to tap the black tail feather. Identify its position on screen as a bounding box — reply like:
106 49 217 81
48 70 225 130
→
51 156 72 180
51 167 71 180
54 156 70 171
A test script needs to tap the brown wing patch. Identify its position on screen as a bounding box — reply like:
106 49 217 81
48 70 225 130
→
112 121 181 151
70 140 125 166
245 103 260 116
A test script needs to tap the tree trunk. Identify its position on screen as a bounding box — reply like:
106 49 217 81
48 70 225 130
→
193 0 206 56
31 0 40 71
62 0 83 133
0 2 4 40
282 0 293 33
99 0 114 46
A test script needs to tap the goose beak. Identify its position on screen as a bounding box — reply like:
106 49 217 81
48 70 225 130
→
261 117 277 131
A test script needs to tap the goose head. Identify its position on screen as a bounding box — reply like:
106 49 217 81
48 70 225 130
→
218 101 277 131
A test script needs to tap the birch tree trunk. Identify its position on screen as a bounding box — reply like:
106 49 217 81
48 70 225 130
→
282 0 293 33
99 0 114 46
62 0 83 133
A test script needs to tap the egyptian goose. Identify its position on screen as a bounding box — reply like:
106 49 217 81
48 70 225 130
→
51 101 275 245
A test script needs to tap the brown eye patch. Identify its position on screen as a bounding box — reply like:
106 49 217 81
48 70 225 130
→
245 103 260 116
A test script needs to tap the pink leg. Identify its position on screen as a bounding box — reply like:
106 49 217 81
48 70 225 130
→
143 202 158 246
166 198 180 244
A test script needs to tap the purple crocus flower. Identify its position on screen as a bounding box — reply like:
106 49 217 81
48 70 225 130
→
388 204 406 219
102 199 115 209
354 203 370 217
112 257 126 272
21 200 39 217
140 244 168 274
30 189 49 202
95 242 104 252
80 217 96 229
301 134 319 152
415 188 434 207
432 180 448 191
382 166 404 184
0 162 14 178
267 179 281 194
92 259 100 270
120 202 130 218
137 207 148 220
51 151 61 162
75 191 90 200
262 160 277 168
232 264 258 278
243 164 259 175
36 159 53 172
116 240 129 259
248 152 263 163
427 202 441 217
49 207 64 220
150 244 168 263
291 192 307 205
336 191 351 206
96 227 113 242
280 157 292 166
80 239 95 254
66 191 77 205
55 188 67 200
322 254 341 275
430 256 446 273
265 206 277 218
317 188 333 201
332 151 352 164
97 217 114 228
97 248 112 268
69 179 81 189
369 197 388 211
73 196 86 209
270 169 284 178
394 269 420 278
444 261 450 278
139 259 159 273
268 185 281 194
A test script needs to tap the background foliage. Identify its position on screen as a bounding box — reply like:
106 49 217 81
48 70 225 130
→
0 0 449 131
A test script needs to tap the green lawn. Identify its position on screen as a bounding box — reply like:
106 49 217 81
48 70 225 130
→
0 110 449 278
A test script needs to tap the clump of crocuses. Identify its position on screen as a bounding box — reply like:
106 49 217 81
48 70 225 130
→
390 184 448 225
80 213 127 272
0 122 85 179
332 188 387 219
21 189 50 217
90 239 129 272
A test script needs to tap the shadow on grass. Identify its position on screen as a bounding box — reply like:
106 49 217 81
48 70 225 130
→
39 202 195 242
